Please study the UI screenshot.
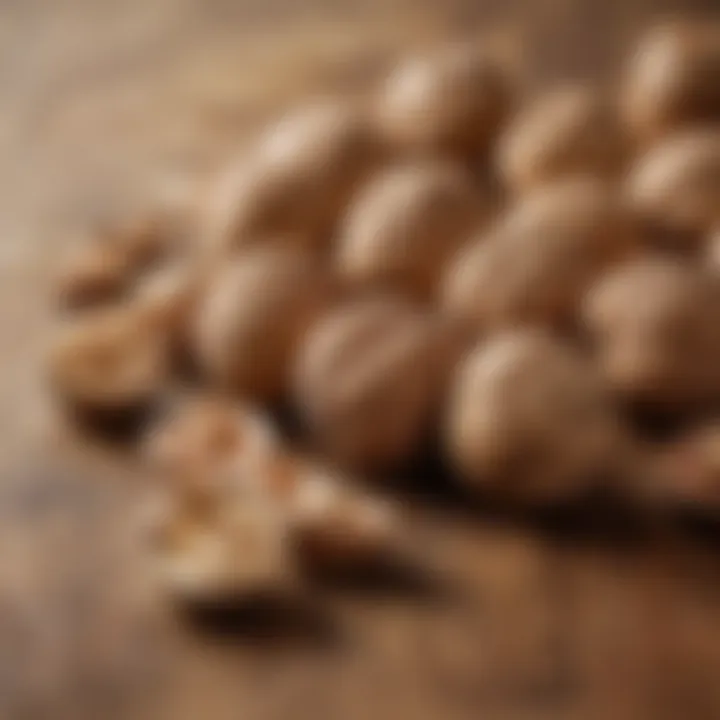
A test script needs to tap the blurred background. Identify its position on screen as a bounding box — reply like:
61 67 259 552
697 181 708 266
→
1 1 719 719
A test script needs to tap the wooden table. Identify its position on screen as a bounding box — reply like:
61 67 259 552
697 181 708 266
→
1 1 719 718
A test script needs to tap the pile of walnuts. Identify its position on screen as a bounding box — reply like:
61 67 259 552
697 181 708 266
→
49 21 720 606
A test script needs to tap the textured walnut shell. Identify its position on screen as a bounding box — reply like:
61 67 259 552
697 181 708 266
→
293 298 452 471
336 161 485 301
287 465 398 571
144 395 279 500
377 44 513 159
205 101 385 254
192 246 332 401
56 242 135 312
57 192 196 314
445 330 623 503
146 490 291 605
583 256 720 411
132 259 211 368
706 226 720 271
626 129 720 240
98 196 193 270
441 178 639 333
497 85 627 192
105 213 180 271
622 22 720 141
48 306 167 412
652 425 720 507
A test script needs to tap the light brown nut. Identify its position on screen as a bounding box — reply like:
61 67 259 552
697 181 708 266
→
441 178 639 333
293 297 452 471
146 490 292 605
445 330 623 503
336 161 485 301
632 425 720 510
205 101 385 254
706 226 720 271
104 213 178 272
582 256 720 411
287 465 398 572
144 395 279 500
377 43 513 159
621 22 720 142
56 188 197 314
664 425 720 504
626 129 720 241
47 306 168 426
497 85 627 192
131 258 212 369
192 246 332 401
56 241 135 312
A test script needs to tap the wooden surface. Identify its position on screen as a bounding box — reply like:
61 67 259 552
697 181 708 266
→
2 1 720 718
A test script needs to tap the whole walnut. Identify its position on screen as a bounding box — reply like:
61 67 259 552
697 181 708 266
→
583 256 720 411
293 297 462 471
205 101 385 254
192 246 333 401
336 161 485 301
622 22 720 141
445 330 624 503
626 129 720 243
497 85 627 192
441 178 639 333
376 43 514 159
